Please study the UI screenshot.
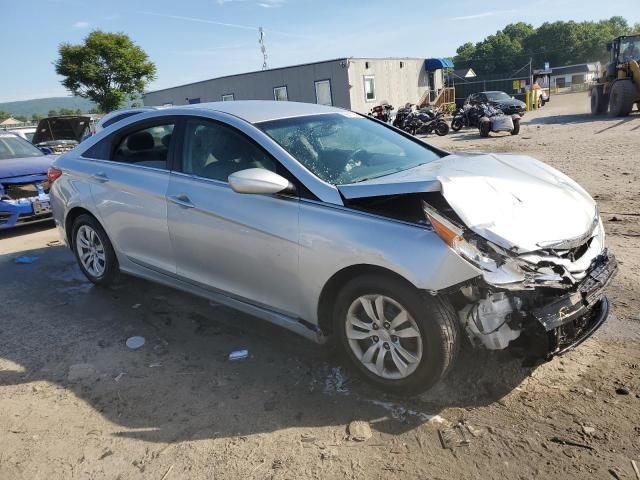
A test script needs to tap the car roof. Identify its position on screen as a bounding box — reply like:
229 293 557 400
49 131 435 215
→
165 100 345 124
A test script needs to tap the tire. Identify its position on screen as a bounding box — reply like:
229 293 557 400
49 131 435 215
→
72 214 119 286
479 121 491 138
435 121 449 136
608 80 635 117
451 118 463 131
511 118 520 135
539 97 546 107
333 273 460 395
591 86 607 115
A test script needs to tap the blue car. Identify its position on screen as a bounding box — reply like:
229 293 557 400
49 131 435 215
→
0 132 56 229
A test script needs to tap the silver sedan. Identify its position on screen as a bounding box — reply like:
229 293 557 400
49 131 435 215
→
49 101 616 394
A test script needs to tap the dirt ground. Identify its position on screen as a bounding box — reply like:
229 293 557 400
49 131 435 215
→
1 92 639 480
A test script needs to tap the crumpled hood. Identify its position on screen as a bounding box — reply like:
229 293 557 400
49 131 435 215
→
338 153 597 253
0 155 56 181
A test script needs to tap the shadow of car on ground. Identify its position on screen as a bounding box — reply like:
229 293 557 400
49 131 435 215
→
0 244 535 444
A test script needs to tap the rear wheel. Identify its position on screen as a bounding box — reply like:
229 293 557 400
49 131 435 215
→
479 121 491 138
72 214 119 286
591 86 607 115
608 80 635 117
334 274 460 394
511 117 520 135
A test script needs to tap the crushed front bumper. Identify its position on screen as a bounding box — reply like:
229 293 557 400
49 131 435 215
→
530 252 618 357
0 194 53 229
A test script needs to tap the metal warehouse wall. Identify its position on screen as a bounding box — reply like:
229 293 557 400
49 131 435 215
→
347 59 430 113
143 59 351 109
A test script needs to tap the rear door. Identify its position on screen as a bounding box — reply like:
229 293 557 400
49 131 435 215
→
166 116 301 316
87 118 177 274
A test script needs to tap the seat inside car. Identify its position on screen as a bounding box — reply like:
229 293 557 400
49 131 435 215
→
118 130 168 169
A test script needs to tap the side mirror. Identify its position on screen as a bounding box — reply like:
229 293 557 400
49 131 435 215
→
228 168 293 195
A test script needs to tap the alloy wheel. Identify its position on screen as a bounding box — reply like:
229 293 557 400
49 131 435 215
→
345 294 423 380
76 225 106 278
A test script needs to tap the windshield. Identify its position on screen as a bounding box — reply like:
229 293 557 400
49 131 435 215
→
258 113 442 185
0 135 44 160
485 92 512 101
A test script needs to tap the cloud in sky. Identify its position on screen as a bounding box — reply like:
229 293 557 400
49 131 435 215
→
73 20 90 28
451 10 517 21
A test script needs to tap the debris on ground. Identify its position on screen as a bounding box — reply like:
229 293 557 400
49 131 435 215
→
582 425 596 435
67 363 96 382
14 255 38 264
616 386 630 395
320 448 338 460
46 240 63 247
438 424 471 450
126 336 145 349
549 436 594 450
228 349 249 361
631 460 640 480
348 421 372 442
114 372 126 382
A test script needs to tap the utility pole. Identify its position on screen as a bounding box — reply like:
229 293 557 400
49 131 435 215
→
259 27 268 70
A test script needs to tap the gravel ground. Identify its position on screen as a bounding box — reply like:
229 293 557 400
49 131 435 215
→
0 93 639 480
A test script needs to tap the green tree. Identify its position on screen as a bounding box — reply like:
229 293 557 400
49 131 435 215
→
14 115 28 122
31 113 43 123
55 30 156 113
454 17 634 74
48 109 58 117
0 111 11 121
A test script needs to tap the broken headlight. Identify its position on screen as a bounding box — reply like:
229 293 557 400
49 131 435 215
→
423 202 500 272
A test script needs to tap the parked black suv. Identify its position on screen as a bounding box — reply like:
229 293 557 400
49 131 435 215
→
467 91 526 116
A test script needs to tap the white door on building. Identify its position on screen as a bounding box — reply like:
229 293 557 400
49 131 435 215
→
314 80 332 106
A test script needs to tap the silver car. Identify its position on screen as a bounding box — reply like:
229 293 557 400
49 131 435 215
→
49 101 616 394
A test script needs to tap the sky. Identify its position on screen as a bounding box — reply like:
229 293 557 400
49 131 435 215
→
1 0 639 102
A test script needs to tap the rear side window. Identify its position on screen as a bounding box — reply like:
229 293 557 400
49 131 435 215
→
112 124 174 169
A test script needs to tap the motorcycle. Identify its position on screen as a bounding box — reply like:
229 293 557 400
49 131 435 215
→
369 102 394 123
393 104 449 136
451 104 483 131
477 103 520 137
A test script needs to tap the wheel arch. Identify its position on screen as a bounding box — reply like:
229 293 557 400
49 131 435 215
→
64 206 102 248
317 264 419 336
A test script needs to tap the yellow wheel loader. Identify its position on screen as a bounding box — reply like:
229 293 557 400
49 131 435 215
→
590 34 640 116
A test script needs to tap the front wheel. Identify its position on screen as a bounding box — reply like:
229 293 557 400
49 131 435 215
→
479 121 491 138
334 274 460 394
451 118 463 131
72 214 119 286
435 121 450 136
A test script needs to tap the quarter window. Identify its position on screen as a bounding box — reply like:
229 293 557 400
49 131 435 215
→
181 119 276 182
364 75 376 102
222 94 235 101
314 80 332 106
112 124 174 169
273 86 288 101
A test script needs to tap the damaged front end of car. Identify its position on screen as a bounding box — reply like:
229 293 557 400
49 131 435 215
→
422 201 617 358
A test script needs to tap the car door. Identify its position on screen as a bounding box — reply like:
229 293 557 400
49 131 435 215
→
88 118 177 274
166 116 301 316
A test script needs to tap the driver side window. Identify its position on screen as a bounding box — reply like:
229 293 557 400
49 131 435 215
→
182 119 276 182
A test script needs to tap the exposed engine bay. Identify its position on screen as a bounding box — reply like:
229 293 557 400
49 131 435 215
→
344 189 617 357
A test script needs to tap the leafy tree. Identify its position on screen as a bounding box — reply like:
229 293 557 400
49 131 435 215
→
0 111 11 121
31 113 43 123
55 30 156 113
14 115 28 123
634 22 640 33
48 109 58 117
454 17 634 74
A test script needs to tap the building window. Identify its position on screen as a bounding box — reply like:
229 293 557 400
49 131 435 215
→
273 86 288 101
400 61 404 68
222 94 234 101
365 61 370 69
188 98 201 104
363 75 376 102
314 80 332 106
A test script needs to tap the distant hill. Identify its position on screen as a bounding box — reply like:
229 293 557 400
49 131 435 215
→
0 97 97 117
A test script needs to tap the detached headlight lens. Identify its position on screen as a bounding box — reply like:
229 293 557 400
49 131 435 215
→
423 203 498 272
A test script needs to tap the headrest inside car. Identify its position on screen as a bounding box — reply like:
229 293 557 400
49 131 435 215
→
127 131 154 151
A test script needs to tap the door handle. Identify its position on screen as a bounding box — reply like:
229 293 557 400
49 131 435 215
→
90 172 109 183
168 194 195 209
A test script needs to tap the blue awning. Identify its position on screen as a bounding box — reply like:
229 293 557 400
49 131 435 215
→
425 58 454 70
